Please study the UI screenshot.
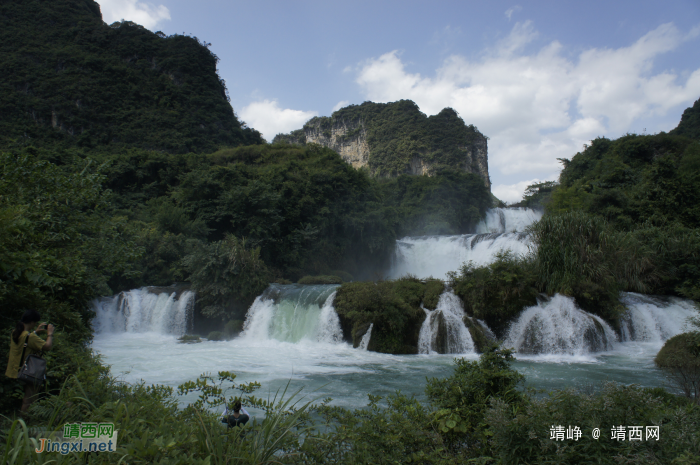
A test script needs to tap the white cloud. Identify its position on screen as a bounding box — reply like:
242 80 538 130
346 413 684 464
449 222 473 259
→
493 179 544 204
505 5 522 21
96 0 170 30
239 100 317 142
332 100 350 112
354 22 700 200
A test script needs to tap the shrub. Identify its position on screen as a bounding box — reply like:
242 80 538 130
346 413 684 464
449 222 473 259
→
297 275 343 285
184 235 271 321
449 251 538 335
329 270 354 282
488 382 699 464
529 211 658 321
425 345 524 457
655 332 700 402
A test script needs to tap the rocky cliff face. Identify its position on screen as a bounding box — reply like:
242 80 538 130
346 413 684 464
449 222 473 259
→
302 117 370 169
274 100 491 189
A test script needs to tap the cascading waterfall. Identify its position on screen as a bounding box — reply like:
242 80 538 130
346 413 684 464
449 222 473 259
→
391 207 542 280
241 284 343 343
619 292 698 342
358 324 374 350
503 294 618 355
418 290 475 354
92 287 194 335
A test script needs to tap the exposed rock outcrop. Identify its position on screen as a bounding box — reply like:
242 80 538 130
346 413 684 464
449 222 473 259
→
274 100 491 189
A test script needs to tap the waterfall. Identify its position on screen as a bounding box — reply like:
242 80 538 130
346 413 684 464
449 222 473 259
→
418 290 475 354
476 207 543 234
619 292 698 343
358 324 374 350
241 284 343 343
391 207 542 280
503 294 618 355
92 287 194 335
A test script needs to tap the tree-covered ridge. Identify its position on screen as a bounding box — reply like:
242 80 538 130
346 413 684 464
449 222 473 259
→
274 100 490 186
550 133 700 230
671 97 700 141
0 0 263 154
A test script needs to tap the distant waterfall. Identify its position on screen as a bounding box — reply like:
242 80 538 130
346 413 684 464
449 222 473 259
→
503 295 618 355
418 290 475 354
391 207 542 280
92 287 194 335
620 292 698 343
241 284 343 343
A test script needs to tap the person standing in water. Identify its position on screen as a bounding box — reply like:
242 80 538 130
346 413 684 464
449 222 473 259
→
5 309 54 412
222 399 250 428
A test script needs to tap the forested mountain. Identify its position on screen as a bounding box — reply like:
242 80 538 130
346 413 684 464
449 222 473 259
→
670 97 700 140
0 0 263 153
274 100 491 187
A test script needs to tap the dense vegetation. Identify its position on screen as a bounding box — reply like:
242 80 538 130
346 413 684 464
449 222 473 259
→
3 0 700 462
0 151 140 413
0 0 263 153
4 346 699 464
274 100 490 182
334 277 444 353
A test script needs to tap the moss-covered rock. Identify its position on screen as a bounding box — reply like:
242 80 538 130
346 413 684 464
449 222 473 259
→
463 316 495 353
335 279 443 354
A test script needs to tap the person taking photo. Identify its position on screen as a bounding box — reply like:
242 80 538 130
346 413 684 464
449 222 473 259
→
5 309 54 412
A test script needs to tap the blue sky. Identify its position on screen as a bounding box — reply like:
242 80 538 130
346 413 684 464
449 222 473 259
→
96 0 700 202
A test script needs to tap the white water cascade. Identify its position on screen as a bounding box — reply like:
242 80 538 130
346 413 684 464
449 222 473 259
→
620 292 698 342
418 290 475 354
241 284 343 343
503 294 618 356
391 207 542 280
92 287 194 335
358 324 374 350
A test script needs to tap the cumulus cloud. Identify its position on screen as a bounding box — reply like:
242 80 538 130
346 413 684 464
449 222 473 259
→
96 0 170 30
332 100 350 112
354 22 700 200
239 100 317 142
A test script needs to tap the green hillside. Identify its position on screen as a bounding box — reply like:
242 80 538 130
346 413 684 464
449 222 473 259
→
670 97 700 140
0 0 263 153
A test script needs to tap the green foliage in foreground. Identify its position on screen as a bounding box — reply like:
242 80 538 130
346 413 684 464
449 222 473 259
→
0 152 141 413
3 347 698 465
655 330 700 403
